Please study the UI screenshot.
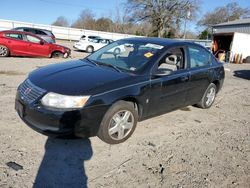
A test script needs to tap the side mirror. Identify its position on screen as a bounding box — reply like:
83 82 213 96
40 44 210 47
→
40 41 45 45
152 68 172 78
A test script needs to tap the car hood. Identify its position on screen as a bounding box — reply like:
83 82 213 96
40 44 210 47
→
28 59 137 96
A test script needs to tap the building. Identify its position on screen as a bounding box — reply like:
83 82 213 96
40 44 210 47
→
212 19 250 63
213 18 250 35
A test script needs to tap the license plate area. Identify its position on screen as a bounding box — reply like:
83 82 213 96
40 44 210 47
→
15 101 25 118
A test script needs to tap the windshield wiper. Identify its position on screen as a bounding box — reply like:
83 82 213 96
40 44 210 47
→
98 62 122 73
85 57 99 66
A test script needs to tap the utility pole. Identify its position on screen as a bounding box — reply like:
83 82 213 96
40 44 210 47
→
183 6 191 39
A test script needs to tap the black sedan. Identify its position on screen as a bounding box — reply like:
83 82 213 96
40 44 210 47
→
15 37 224 144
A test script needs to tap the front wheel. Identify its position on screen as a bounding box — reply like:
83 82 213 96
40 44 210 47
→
0 45 9 57
51 51 64 58
197 83 217 109
97 101 138 144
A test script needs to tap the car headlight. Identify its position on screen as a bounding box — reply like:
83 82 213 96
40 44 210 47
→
41 92 90 109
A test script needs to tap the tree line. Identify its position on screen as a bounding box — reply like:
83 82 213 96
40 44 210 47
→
52 1 250 39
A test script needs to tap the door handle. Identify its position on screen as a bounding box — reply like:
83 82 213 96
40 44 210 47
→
181 76 189 81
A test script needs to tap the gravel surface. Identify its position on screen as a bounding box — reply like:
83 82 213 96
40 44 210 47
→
0 41 249 188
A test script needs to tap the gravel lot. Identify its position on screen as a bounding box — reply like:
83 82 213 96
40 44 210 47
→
0 41 249 188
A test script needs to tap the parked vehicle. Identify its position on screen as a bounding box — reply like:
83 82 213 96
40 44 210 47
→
0 30 70 58
13 27 56 43
79 35 100 41
74 38 113 53
15 37 224 144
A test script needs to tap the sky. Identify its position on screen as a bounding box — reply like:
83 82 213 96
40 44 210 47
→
1 0 250 32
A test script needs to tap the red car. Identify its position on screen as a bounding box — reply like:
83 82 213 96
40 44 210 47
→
0 30 70 58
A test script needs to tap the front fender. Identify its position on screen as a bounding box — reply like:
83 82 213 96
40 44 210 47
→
86 81 151 117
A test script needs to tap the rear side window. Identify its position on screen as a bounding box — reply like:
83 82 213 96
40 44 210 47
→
188 46 211 68
108 40 113 44
5 33 23 40
26 35 40 43
100 39 108 44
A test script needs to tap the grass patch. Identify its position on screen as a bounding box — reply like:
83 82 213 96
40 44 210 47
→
180 107 191 111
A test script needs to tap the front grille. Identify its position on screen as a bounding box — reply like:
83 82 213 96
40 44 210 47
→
19 79 46 104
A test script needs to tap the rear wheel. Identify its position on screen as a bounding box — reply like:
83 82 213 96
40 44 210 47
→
52 51 64 58
197 83 217 109
0 45 9 57
86 46 94 53
97 101 138 144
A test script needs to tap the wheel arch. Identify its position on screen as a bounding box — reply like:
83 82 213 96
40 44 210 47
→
212 80 220 93
50 50 64 58
119 97 143 120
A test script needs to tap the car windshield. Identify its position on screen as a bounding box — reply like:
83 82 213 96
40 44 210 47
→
87 40 164 72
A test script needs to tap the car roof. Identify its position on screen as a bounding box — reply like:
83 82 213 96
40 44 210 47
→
121 37 204 48
0 30 44 40
13 27 52 33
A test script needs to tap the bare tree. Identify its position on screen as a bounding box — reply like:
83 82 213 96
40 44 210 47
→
111 6 133 34
52 16 69 27
126 0 199 37
71 9 96 30
95 18 113 32
198 2 250 27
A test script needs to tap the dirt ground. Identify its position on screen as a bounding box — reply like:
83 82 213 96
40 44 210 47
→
0 41 249 188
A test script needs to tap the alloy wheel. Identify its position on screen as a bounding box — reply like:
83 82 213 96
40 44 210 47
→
108 110 134 140
205 87 216 106
0 46 8 56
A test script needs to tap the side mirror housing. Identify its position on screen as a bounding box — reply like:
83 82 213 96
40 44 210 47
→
40 41 45 45
152 68 172 78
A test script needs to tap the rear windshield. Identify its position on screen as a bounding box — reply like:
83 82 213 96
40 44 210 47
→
23 28 36 34
35 30 47 35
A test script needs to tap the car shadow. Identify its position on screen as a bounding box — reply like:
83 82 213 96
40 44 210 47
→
33 137 93 188
73 49 84 52
73 49 89 53
234 70 250 80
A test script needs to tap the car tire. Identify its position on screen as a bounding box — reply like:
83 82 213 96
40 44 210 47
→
86 46 94 53
97 101 138 144
0 45 9 57
197 83 217 109
52 51 64 58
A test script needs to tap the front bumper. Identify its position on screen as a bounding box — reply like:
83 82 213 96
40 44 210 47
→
64 49 71 58
15 92 109 138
